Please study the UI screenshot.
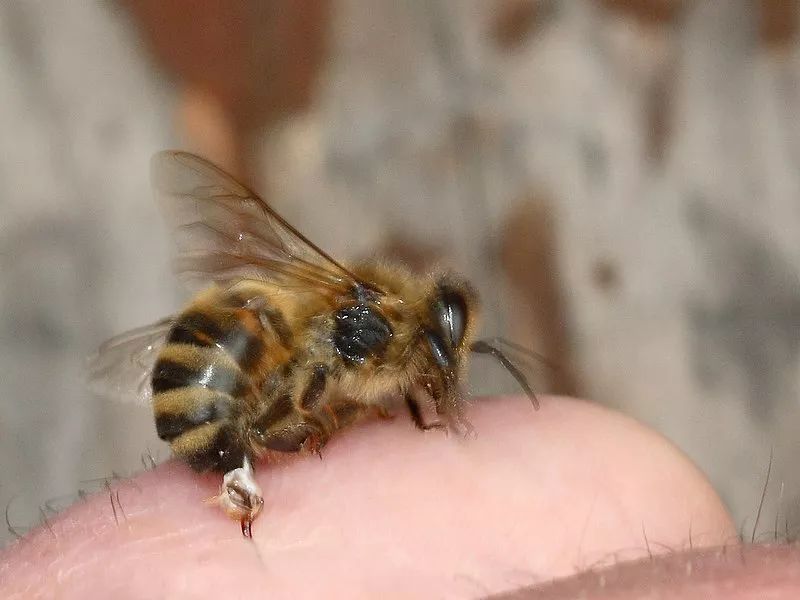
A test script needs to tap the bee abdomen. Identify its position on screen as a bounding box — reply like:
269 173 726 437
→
150 295 293 473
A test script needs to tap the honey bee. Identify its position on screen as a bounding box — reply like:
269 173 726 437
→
89 151 537 538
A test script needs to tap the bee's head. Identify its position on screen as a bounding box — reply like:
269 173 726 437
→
424 276 478 373
423 274 540 415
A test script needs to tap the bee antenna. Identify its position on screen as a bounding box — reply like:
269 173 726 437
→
470 340 540 409
487 337 559 372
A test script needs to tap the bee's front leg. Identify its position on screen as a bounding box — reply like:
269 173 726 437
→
214 456 264 538
405 393 447 432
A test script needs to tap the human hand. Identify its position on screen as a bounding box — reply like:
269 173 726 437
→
2 396 776 598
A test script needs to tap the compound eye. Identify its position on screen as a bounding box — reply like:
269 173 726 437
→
426 331 450 369
436 288 467 349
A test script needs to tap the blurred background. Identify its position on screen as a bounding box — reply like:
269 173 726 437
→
2 0 800 546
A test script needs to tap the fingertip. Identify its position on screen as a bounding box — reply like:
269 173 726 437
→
0 395 736 598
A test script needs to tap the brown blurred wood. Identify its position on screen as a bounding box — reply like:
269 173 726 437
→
124 0 330 128
597 0 683 25
499 199 580 397
123 0 331 178
760 0 797 47
491 0 549 50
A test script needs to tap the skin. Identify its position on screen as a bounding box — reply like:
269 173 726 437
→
0 395 794 599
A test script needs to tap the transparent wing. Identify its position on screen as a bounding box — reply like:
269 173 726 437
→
152 151 367 293
87 317 173 406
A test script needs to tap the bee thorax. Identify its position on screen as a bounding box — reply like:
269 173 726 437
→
332 303 393 365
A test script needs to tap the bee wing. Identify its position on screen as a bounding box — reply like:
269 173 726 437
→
87 317 173 405
152 151 366 294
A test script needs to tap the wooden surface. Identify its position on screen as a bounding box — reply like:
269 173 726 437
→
2 0 800 548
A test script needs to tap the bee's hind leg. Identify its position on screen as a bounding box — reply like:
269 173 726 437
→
214 456 264 538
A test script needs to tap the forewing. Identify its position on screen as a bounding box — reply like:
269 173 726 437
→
87 317 173 406
151 151 361 293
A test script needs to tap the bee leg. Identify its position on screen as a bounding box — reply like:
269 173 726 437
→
302 430 329 459
373 405 395 420
215 456 264 538
322 403 341 430
253 419 326 454
299 364 328 411
405 394 447 432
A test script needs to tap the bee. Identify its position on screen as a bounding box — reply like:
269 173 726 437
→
89 151 538 538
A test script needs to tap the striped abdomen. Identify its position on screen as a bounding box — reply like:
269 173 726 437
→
152 296 290 473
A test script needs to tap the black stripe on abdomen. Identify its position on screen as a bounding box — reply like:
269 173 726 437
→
154 391 234 442
167 310 265 372
165 419 246 473
185 425 245 473
166 311 217 347
151 357 249 397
